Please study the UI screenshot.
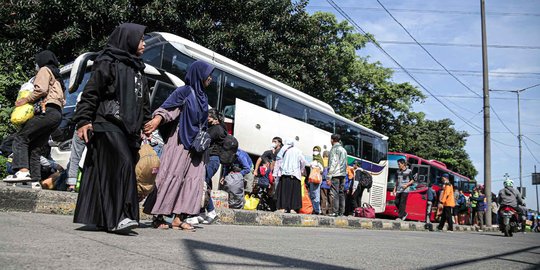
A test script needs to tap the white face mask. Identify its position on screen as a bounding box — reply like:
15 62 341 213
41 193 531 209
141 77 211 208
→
271 142 277 149
313 151 320 156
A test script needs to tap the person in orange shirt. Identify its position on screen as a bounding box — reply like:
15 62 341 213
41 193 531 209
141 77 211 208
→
437 173 456 232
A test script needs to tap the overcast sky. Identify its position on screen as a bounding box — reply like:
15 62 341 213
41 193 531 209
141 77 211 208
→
306 0 540 209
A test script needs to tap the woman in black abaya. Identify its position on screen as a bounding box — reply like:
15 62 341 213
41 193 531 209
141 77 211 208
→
73 23 151 233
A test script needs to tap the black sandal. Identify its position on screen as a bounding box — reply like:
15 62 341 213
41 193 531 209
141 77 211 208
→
152 215 170 230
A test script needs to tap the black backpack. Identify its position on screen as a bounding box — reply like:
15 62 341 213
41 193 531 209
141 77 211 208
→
357 170 373 190
219 134 238 165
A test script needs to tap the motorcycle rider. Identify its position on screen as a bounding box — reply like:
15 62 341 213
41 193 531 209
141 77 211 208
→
497 179 526 231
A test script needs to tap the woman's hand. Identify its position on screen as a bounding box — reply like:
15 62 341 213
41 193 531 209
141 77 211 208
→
143 115 162 136
77 123 94 143
15 97 28 107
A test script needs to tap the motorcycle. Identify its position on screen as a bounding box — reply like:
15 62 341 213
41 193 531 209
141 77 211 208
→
499 206 522 237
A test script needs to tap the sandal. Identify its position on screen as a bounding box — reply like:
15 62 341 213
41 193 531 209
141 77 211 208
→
171 217 196 232
152 215 170 230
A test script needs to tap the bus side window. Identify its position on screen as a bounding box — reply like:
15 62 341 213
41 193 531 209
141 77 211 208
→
307 108 334 134
206 69 222 109
150 81 177 112
162 43 195 80
361 137 374 162
142 44 163 68
221 73 271 119
274 95 307 122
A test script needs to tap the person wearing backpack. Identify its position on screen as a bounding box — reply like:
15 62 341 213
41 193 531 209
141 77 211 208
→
142 60 214 232
194 108 226 224
351 161 371 210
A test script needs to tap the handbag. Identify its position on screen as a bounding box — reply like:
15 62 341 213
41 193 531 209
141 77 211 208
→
243 194 260 210
308 167 322 184
354 203 375 218
191 124 211 153
189 87 211 153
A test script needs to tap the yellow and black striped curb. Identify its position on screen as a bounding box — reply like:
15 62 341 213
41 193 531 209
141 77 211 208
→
0 185 497 232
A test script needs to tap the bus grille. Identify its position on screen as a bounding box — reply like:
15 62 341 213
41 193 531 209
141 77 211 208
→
370 184 385 212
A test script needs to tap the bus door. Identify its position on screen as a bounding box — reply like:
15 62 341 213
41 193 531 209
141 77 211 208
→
404 164 431 221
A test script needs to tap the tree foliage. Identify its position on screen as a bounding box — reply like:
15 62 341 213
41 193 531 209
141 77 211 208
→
0 0 477 179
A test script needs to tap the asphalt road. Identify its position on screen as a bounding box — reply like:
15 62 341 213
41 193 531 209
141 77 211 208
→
0 212 538 270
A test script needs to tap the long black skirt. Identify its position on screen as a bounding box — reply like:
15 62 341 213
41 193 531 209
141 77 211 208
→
73 131 139 229
276 175 302 211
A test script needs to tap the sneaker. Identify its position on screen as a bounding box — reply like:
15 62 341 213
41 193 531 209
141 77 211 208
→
395 218 402 221
196 215 205 223
185 216 199 226
203 211 219 225
111 218 138 232
3 171 32 183
206 210 218 220
31 181 41 190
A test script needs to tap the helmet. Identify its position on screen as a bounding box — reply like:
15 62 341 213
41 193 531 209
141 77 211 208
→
503 179 514 187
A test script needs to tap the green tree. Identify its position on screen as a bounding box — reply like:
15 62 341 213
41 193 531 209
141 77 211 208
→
0 0 477 179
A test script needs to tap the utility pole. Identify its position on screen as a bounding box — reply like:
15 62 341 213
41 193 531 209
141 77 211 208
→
517 89 522 193
481 0 492 227
534 165 540 214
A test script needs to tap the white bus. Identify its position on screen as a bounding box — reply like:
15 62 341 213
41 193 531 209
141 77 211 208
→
54 32 390 213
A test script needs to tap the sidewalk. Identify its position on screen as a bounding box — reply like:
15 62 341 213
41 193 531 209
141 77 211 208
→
0 185 497 232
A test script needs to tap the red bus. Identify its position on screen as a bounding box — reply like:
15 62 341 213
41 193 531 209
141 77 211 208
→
380 152 476 223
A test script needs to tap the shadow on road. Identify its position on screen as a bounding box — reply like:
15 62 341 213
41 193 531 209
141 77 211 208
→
183 239 354 270
420 245 540 270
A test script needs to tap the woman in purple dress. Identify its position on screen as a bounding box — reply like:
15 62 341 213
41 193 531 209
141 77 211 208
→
143 60 214 231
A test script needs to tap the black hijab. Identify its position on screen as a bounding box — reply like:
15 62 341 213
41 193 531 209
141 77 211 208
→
98 23 146 71
35 50 65 91
96 23 147 135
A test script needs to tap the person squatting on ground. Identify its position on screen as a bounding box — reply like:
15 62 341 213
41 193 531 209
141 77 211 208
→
5 50 66 188
142 60 215 231
273 138 306 213
326 134 347 217
72 23 150 233
393 158 414 221
309 146 324 215
437 173 455 232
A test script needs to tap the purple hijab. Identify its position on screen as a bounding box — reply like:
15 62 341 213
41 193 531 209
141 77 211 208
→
160 60 214 149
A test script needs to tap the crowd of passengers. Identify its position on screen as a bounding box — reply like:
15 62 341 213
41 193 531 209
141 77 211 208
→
2 23 537 234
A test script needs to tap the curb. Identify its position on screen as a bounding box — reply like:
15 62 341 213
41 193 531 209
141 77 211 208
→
0 185 498 232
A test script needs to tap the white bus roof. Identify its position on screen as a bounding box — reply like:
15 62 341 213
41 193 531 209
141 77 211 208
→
154 32 388 140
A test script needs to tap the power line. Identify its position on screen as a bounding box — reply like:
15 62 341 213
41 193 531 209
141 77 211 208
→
326 0 483 135
524 136 540 147
394 68 540 77
391 69 540 79
490 105 517 137
309 5 540 17
375 0 482 98
379 40 540 50
429 95 540 101
523 139 540 164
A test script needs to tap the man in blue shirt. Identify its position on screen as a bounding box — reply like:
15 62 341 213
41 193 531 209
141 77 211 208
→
222 148 254 195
